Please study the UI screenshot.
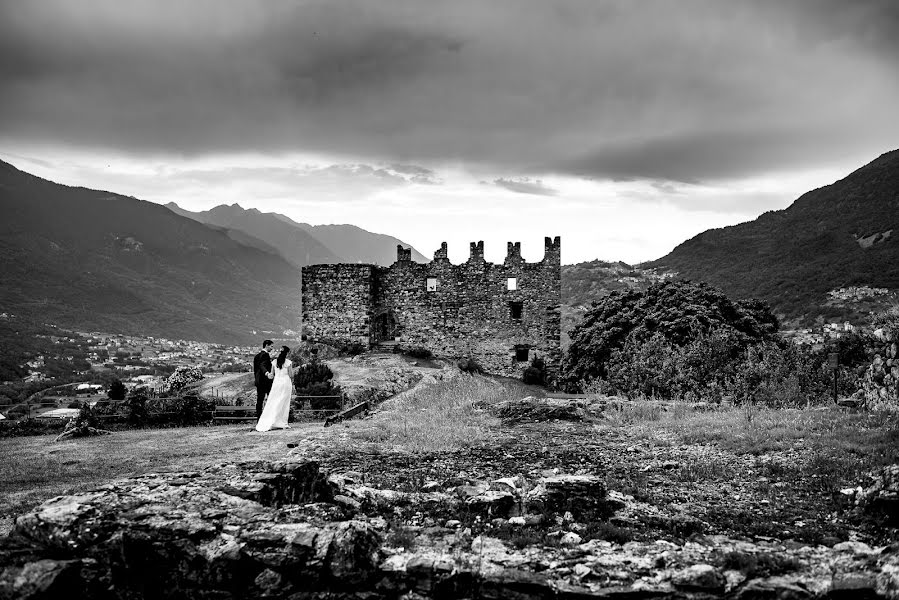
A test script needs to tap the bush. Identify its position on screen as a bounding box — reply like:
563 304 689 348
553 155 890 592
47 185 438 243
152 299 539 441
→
293 361 335 393
293 359 342 415
164 367 204 394
729 342 832 407
147 394 214 426
458 357 485 375
562 280 778 391
405 347 434 360
0 418 66 438
522 356 546 386
107 379 127 401
593 330 841 406
124 389 150 426
73 403 99 429
873 307 899 340
338 342 367 356
825 330 874 368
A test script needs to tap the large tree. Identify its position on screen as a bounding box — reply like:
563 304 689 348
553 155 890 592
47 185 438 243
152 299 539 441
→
561 280 778 391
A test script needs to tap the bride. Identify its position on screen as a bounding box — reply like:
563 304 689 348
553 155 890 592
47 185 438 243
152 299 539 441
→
255 345 293 432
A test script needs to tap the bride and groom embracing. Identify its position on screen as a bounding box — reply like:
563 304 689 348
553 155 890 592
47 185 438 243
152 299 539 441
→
253 339 294 432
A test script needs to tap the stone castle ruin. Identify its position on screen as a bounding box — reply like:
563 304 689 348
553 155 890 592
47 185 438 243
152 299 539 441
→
302 236 561 384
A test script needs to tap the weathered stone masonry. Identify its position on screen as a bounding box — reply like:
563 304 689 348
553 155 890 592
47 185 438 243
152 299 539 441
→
302 237 562 384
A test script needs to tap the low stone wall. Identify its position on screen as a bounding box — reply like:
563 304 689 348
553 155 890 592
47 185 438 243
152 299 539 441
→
858 333 899 409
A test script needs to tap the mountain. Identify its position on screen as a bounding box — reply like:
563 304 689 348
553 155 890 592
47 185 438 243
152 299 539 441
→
165 203 340 268
648 149 899 325
167 203 427 267
0 160 301 344
295 222 429 265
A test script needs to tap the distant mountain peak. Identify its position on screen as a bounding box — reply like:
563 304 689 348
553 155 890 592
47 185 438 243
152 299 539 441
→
165 202 426 267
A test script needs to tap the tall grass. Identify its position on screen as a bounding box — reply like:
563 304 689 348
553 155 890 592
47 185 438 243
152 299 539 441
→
345 374 508 452
598 400 899 489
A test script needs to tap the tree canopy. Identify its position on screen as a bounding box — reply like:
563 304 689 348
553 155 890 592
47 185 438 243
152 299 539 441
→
561 280 778 390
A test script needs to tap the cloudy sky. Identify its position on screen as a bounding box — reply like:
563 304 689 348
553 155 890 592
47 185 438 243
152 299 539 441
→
2 0 898 264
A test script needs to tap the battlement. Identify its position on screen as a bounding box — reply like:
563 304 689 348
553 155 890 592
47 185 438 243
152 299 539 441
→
397 238 561 268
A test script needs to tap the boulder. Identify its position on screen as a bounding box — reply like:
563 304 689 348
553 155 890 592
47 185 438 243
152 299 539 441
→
854 464 899 523
672 564 725 592
525 474 610 518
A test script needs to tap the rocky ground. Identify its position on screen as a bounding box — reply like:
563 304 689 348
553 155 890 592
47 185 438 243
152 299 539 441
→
2 390 898 598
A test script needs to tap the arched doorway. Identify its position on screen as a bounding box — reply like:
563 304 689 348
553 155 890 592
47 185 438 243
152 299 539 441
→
372 308 400 343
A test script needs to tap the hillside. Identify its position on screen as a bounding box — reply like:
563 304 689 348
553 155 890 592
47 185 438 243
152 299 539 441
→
167 203 426 267
0 160 301 344
649 149 899 325
561 260 657 307
560 261 664 347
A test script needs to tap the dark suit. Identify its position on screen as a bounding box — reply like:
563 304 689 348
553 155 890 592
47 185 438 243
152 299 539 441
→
253 350 273 418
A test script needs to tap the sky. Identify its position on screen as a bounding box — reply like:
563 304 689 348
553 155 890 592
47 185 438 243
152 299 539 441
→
1 0 898 265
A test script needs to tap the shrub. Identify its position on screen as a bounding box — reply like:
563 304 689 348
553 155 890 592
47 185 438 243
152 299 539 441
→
0 418 66 438
457 357 484 375
147 394 214 426
825 330 874 368
293 359 342 416
338 342 367 356
73 403 99 429
107 379 127 401
562 280 778 391
588 326 840 406
164 367 204 394
405 347 434 360
124 389 150 426
522 356 546 386
873 307 899 340
293 361 336 393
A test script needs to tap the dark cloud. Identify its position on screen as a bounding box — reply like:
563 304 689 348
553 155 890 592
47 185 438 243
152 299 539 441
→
555 127 886 183
1 0 897 183
493 178 558 196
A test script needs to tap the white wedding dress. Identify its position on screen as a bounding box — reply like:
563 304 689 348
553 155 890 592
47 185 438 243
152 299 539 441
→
255 358 292 431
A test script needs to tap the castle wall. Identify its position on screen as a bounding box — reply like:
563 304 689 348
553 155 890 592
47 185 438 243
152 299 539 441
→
301 238 562 385
374 238 561 382
301 264 376 348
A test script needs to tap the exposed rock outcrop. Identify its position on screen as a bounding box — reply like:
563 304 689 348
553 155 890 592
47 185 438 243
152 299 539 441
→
3 459 899 599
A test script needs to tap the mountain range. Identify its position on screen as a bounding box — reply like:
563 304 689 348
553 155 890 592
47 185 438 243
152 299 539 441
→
2 148 896 344
166 203 428 268
647 149 899 325
0 160 423 344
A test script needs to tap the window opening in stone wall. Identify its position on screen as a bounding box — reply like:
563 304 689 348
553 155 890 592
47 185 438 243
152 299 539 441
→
509 301 523 320
515 346 530 362
426 278 437 292
507 277 517 290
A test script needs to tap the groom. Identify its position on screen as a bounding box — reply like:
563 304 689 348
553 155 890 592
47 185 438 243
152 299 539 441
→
253 339 275 418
